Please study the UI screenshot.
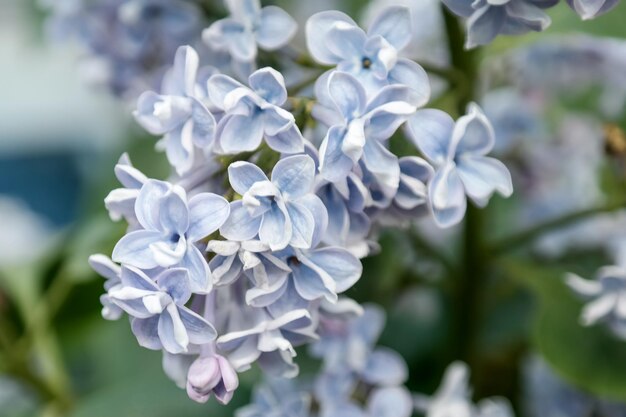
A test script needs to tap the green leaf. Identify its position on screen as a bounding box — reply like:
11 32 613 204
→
502 259 626 400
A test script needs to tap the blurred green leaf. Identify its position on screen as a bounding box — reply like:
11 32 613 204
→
502 259 626 400
63 319 244 417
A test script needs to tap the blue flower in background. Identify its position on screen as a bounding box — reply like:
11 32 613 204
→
203 0 297 76
566 266 626 339
134 46 216 174
207 67 305 154
315 71 425 194
236 377 311 417
112 179 230 293
220 155 325 251
414 362 515 417
567 0 620 19
319 387 413 417
108 267 217 354
442 0 558 48
88 254 123 320
42 0 203 95
407 103 513 228
306 6 430 96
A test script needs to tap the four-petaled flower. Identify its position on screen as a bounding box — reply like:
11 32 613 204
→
203 0 297 76
109 267 217 354
207 67 304 155
316 71 426 194
306 6 429 96
134 46 216 174
407 103 513 228
112 179 230 293
220 155 325 251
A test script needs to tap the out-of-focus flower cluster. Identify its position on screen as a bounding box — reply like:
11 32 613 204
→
78 2 515 406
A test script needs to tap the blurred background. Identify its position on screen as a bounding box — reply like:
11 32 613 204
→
3 0 626 416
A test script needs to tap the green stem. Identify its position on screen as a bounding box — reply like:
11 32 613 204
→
442 7 477 115
442 5 485 371
488 200 626 256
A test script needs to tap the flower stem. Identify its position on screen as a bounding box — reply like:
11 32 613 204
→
441 5 485 372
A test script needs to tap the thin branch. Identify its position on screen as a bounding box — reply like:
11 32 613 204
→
488 200 626 256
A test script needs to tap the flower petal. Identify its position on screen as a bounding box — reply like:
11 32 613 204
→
179 244 212 294
271 155 316 200
456 155 513 204
428 163 467 228
131 317 162 350
217 113 264 154
256 6 297 50
367 6 412 51
406 109 454 166
249 67 288 105
305 11 358 65
112 230 164 269
187 193 230 242
328 71 367 120
259 202 291 250
319 126 355 183
220 200 263 241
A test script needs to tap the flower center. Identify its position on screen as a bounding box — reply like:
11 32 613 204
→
361 57 372 69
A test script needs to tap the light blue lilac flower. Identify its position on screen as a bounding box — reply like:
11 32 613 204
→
567 0 620 19
442 0 558 48
413 362 515 417
236 377 311 417
407 103 513 228
316 173 373 258
315 72 425 195
208 240 291 288
206 67 304 154
112 179 230 293
380 156 434 221
186 354 239 404
216 306 315 377
108 266 217 354
134 46 216 175
566 266 626 339
245 245 362 307
88 254 123 320
203 0 297 76
104 153 147 226
219 155 324 251
306 7 430 96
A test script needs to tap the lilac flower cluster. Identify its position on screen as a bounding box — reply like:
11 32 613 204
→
88 1 514 408
42 0 204 96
